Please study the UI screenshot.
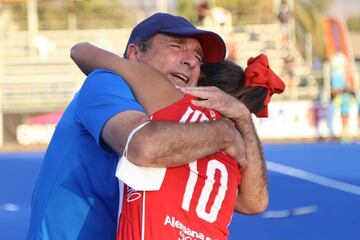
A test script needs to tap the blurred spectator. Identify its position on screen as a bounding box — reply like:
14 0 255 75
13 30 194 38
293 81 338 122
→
281 52 295 97
35 35 56 60
281 32 290 48
200 6 233 33
310 94 327 140
326 96 337 140
283 53 295 77
226 32 237 61
196 2 210 25
277 0 293 24
334 89 356 141
277 0 296 98
330 51 347 98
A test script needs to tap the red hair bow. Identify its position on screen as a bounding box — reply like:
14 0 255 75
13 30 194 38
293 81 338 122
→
244 54 285 117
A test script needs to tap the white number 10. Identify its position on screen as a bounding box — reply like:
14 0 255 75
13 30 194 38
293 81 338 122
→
181 159 228 223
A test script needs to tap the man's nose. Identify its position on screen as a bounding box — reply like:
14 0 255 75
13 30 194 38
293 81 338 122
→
180 50 199 69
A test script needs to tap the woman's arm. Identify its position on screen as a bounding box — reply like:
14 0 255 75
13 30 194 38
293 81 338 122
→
70 42 183 115
179 86 269 214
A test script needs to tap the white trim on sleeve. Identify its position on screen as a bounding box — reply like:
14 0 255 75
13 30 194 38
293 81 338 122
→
115 121 166 191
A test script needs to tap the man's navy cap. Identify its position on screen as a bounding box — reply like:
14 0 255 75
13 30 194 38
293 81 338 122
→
124 13 226 64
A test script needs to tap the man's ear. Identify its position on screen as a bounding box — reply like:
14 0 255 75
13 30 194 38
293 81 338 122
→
127 43 142 61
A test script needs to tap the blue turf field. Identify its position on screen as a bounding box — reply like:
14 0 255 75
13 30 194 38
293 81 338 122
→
1 143 359 240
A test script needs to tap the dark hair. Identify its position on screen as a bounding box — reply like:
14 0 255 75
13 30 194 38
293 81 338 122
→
124 38 152 58
199 60 267 114
134 38 151 52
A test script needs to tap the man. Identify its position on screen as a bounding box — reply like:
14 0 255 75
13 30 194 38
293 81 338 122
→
70 42 284 239
27 13 267 240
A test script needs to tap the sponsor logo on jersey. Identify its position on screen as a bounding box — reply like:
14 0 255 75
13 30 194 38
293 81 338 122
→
164 215 214 240
126 186 142 202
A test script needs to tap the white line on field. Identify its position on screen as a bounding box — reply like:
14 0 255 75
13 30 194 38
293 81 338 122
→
267 161 360 195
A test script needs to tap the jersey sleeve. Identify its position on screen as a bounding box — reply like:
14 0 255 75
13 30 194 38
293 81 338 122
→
75 69 145 146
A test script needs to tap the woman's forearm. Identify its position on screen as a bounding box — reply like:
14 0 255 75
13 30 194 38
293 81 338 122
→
70 42 182 115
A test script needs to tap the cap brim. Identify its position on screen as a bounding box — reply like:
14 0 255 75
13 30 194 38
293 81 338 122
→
160 27 226 64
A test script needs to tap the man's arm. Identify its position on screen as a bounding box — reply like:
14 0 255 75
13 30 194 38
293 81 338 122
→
71 42 246 168
103 110 245 168
180 86 269 214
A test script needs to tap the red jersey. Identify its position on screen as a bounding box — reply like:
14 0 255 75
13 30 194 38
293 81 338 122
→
117 95 241 240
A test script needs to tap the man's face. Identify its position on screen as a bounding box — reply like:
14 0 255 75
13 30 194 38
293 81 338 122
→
135 34 203 87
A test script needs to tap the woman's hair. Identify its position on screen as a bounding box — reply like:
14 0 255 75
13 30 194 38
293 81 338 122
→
199 60 267 115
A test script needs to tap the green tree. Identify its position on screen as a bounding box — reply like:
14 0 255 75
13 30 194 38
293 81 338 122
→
64 0 129 29
294 0 332 60
175 0 272 25
347 15 360 32
214 0 271 24
310 0 334 13
175 0 197 23
4 0 130 30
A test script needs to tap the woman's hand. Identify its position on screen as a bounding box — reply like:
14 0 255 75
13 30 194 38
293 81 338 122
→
179 86 251 123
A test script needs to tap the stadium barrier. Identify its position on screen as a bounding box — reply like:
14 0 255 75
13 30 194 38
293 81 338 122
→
15 101 359 145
